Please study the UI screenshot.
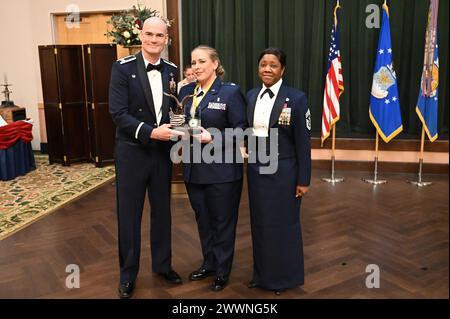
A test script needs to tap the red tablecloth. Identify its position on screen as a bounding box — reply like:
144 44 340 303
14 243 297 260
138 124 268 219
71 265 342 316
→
0 121 33 149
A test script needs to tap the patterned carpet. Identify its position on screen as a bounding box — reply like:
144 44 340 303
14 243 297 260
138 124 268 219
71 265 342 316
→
0 155 115 240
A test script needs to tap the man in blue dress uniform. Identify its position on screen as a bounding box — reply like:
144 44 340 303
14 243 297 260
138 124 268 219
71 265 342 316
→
109 17 184 299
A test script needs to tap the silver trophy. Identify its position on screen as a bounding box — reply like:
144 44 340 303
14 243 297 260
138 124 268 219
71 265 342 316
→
164 92 201 134
1 83 14 107
1 73 14 107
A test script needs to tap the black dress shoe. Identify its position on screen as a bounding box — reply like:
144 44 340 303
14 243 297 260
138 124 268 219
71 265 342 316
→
247 280 258 289
159 269 182 284
189 268 215 281
118 281 135 299
211 276 228 292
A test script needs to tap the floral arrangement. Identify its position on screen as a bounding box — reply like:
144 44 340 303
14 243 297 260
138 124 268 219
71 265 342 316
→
105 3 169 47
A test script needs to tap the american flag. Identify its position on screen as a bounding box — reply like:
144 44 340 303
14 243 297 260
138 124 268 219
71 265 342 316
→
321 2 344 145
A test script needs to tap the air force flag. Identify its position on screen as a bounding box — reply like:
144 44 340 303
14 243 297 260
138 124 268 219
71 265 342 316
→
369 3 403 143
416 0 439 142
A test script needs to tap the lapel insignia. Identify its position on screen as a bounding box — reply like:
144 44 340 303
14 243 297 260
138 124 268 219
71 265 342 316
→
169 72 177 94
132 74 136 78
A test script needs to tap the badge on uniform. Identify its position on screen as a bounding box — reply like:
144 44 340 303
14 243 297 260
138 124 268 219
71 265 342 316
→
278 98 291 125
169 73 177 94
278 108 291 125
305 109 311 131
207 101 227 111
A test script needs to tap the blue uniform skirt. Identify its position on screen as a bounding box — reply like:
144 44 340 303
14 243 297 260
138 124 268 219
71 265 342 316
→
247 158 304 290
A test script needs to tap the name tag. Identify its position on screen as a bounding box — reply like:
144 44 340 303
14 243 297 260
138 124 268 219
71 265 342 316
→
208 102 227 111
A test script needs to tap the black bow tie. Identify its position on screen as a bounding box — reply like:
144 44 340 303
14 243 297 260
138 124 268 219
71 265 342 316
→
260 88 274 99
146 63 163 72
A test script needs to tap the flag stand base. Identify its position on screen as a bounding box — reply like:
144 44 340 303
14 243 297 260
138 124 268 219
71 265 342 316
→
364 153 386 185
362 178 387 185
321 177 344 183
321 155 344 183
407 180 432 187
408 159 432 187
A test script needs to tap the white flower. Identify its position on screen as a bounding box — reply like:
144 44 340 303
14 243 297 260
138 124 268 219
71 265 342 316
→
123 31 131 38
127 39 130 44
132 28 140 35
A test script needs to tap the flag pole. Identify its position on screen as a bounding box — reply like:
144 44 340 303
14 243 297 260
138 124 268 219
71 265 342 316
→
363 132 387 184
408 126 432 186
321 0 344 184
321 124 344 183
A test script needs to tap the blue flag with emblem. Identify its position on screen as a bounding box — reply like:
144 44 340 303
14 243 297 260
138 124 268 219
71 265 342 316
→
416 0 439 142
369 3 403 143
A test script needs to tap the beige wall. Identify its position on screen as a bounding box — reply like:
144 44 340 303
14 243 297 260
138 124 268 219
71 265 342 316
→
0 0 165 150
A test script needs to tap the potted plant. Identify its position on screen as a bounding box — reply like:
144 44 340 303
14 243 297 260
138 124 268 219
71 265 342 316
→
105 3 160 54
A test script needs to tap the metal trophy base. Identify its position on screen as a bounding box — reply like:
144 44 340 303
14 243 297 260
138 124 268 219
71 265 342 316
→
407 180 433 187
172 124 201 135
170 112 201 135
321 177 344 183
362 177 387 185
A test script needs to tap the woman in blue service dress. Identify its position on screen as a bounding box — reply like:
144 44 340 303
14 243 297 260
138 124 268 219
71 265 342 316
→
178 45 247 292
246 47 311 295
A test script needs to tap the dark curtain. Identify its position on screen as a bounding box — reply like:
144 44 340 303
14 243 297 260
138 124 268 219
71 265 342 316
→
181 0 448 139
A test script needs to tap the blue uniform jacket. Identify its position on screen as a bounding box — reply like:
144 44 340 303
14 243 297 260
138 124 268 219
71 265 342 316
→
109 52 178 148
246 84 311 186
179 77 247 184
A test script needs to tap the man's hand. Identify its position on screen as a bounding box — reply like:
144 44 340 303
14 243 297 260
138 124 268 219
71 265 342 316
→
150 124 185 141
295 185 309 198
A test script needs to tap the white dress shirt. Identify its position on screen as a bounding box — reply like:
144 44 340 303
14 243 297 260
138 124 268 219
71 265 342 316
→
144 58 163 125
135 58 163 140
253 78 283 137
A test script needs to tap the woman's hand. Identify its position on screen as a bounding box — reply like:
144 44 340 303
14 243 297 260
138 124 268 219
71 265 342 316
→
295 185 309 198
192 126 212 144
